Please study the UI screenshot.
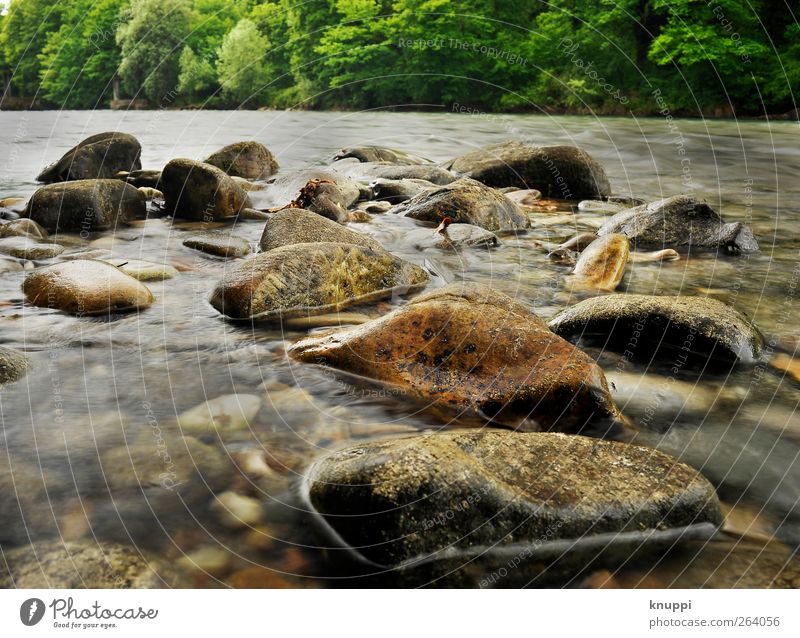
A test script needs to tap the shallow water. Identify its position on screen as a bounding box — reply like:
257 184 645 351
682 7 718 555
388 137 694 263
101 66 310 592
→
1 110 799 587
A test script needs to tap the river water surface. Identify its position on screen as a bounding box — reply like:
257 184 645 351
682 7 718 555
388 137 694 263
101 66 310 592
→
1 110 799 587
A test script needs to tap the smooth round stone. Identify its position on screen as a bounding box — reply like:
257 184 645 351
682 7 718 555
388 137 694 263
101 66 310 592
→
22 259 154 315
177 394 262 434
0 257 23 274
0 236 65 260
0 218 48 240
306 430 722 569
102 258 178 281
183 231 251 258
210 491 264 529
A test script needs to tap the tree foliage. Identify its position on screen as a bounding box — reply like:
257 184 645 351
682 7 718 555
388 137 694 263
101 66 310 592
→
0 0 797 114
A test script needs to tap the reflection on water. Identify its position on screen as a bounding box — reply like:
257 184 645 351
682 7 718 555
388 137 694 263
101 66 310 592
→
1 111 799 587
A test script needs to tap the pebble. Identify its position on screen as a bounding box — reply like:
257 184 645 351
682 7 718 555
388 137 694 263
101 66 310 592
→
210 491 264 529
177 394 262 434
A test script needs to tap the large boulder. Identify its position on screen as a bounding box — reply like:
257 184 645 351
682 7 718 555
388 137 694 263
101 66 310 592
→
290 283 626 433
259 208 383 252
36 132 142 183
597 195 759 252
548 294 764 364
306 431 722 569
25 179 146 232
161 159 251 220
392 177 529 232
444 140 611 198
204 141 278 180
209 242 429 320
23 259 154 315
0 540 191 588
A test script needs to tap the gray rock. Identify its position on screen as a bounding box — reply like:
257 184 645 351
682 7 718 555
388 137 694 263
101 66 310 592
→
334 161 458 185
444 140 611 198
259 208 383 252
333 146 432 165
209 242 429 320
161 159 251 221
370 178 436 203
0 540 191 588
408 223 499 249
548 294 764 364
183 231 251 258
25 179 146 232
204 141 278 179
597 195 759 252
0 345 28 385
306 430 722 568
36 132 142 183
393 177 529 232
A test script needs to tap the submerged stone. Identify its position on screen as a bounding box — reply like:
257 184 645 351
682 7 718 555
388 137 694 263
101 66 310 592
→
392 177 528 232
259 208 383 252
290 283 626 433
548 293 763 364
571 233 630 290
306 430 722 567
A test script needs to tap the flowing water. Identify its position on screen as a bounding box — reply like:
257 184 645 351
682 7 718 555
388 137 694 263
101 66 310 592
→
1 110 799 587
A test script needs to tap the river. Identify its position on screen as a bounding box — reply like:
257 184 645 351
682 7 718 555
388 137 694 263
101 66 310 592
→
1 110 799 587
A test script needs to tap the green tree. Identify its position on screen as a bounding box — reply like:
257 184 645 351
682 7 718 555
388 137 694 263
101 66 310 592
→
0 0 67 96
116 0 192 104
178 45 216 97
216 17 272 104
38 0 129 108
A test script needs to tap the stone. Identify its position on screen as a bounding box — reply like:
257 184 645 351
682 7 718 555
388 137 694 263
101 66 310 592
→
25 179 146 232
548 294 764 364
204 141 278 179
370 178 436 203
290 282 627 433
102 258 178 281
161 159 251 220
0 218 48 240
255 170 361 222
505 188 542 206
597 195 759 252
392 177 529 232
183 230 252 258
407 223 500 250
333 146 432 165
305 430 722 567
36 132 142 183
628 248 681 263
209 242 429 320
259 208 383 252
571 233 630 290
444 140 611 198
210 491 264 529
0 540 191 588
119 168 161 188
0 236 65 260
22 259 154 315
0 345 28 385
177 394 262 434
334 161 458 185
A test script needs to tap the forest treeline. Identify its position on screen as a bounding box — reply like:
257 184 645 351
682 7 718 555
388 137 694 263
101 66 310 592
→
0 0 797 114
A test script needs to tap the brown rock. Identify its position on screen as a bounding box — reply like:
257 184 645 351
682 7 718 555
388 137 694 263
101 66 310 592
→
161 159 251 220
571 233 630 290
290 282 627 432
204 141 278 179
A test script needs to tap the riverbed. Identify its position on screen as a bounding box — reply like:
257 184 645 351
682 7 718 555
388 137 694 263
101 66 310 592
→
1 110 799 587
